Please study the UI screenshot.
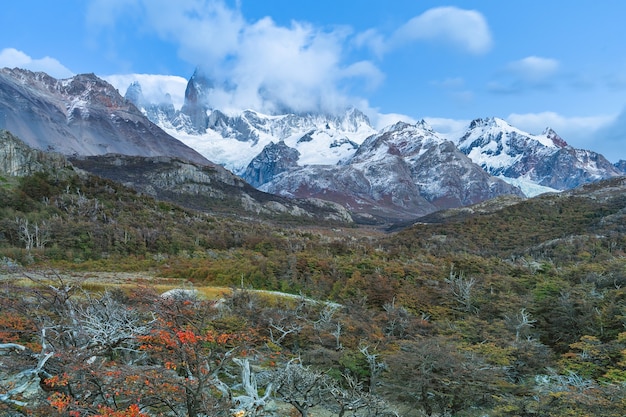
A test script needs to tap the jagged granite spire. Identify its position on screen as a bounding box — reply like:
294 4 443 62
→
179 68 214 133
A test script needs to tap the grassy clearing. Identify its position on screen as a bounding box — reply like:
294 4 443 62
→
0 270 233 300
0 270 311 304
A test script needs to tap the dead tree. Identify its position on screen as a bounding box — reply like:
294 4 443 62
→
445 265 477 313
272 359 331 417
230 358 273 417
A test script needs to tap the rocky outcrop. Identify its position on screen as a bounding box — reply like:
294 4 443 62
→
178 69 213 133
69 154 353 223
0 130 69 176
243 141 300 187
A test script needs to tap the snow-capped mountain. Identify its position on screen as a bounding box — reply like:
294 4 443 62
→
257 121 524 222
125 72 375 174
4 66 623 224
458 118 622 195
0 68 209 166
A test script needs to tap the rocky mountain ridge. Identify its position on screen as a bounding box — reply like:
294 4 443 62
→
0 129 353 224
458 117 623 192
127 72 624 199
0 67 209 166
124 69 375 174
254 121 524 222
69 153 353 223
2 67 625 225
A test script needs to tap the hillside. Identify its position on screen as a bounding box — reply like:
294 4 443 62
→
390 176 626 258
1 130 626 417
0 68 209 165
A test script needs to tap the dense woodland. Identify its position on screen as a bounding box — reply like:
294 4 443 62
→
1 164 626 416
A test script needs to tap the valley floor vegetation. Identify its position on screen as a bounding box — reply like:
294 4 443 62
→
1 168 626 416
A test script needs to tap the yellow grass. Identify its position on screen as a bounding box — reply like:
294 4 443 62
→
0 270 233 300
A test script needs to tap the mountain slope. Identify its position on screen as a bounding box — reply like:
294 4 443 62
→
458 117 622 194
0 68 209 166
125 75 374 174
389 175 626 257
0 130 353 224
69 154 353 224
258 121 524 222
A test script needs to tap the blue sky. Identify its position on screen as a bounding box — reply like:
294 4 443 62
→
2 0 626 161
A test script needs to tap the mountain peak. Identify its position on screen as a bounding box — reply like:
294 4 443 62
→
124 81 144 107
542 127 568 148
0 69 209 166
458 116 620 193
416 119 435 132
243 140 300 188
468 117 513 131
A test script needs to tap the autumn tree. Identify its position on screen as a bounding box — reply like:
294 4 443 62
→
135 292 256 416
385 337 498 416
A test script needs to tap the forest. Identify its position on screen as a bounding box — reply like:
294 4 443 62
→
1 164 626 416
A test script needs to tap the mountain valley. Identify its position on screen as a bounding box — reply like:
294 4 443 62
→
1 67 626 417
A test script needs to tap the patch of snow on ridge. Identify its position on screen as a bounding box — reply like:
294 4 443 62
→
466 145 522 171
498 175 559 197
160 126 264 174
162 109 375 174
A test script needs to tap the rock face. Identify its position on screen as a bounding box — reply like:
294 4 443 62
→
614 160 626 174
457 118 622 192
0 68 209 166
69 154 354 223
124 81 177 127
0 129 353 224
243 141 300 188
259 121 524 222
178 69 213 134
0 130 69 176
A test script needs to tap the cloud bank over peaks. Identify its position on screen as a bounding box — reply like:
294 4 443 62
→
103 73 189 110
86 1 495 116
87 0 384 116
0 48 74 79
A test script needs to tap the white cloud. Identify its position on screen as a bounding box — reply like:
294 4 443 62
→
102 73 189 110
86 0 381 115
354 28 386 57
423 117 471 140
507 111 613 136
389 7 492 55
507 56 560 84
0 48 74 79
488 56 561 94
